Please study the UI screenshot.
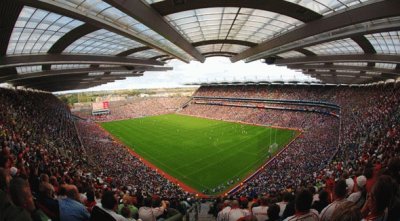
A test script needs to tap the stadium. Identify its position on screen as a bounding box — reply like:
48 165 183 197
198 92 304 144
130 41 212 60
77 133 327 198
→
0 1 399 221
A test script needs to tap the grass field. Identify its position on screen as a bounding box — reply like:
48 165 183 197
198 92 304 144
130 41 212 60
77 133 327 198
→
101 114 298 194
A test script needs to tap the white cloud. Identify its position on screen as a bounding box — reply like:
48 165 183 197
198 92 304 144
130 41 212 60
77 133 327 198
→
57 57 317 93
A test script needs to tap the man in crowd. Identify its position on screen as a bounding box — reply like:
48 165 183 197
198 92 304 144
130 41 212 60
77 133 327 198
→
283 189 319 221
320 180 348 221
59 185 90 221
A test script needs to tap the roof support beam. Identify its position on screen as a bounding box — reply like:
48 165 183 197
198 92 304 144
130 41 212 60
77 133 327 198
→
304 70 385 78
14 75 137 87
152 0 322 23
0 66 172 83
203 52 237 58
193 40 257 48
231 0 400 62
288 64 400 75
103 0 205 62
117 47 151 57
313 75 376 85
150 55 170 60
274 54 400 66
27 80 120 92
0 55 165 69
17 0 188 62
295 49 316 56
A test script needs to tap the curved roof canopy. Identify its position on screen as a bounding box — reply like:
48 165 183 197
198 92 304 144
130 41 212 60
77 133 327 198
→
0 0 399 91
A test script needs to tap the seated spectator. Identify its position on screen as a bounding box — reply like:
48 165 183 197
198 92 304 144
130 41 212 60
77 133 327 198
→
320 180 349 221
252 196 269 221
227 200 249 221
138 197 167 221
330 201 361 221
347 175 367 209
277 192 292 217
217 200 231 221
311 190 330 213
37 182 60 220
283 189 319 221
0 168 33 221
118 195 138 219
9 177 50 221
120 206 133 220
266 204 280 221
84 190 97 213
59 185 90 221
93 190 129 221
361 175 396 221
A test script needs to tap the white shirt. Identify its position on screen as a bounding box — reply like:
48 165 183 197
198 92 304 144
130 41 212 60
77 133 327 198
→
138 206 164 221
227 208 249 221
99 205 129 221
320 199 348 221
252 205 269 221
283 209 319 221
276 202 288 217
217 206 231 221
347 191 361 203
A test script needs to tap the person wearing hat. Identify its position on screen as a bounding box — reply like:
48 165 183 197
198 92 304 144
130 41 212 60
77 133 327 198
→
347 175 367 209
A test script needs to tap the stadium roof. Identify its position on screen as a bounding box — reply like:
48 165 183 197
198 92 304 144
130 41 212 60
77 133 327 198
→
1 0 399 91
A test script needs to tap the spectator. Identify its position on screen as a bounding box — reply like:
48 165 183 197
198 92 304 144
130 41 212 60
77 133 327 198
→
96 190 129 221
347 175 367 209
252 197 269 221
283 189 319 221
330 201 361 221
59 185 90 221
311 190 330 213
266 204 280 221
361 175 396 221
138 197 167 221
320 180 349 221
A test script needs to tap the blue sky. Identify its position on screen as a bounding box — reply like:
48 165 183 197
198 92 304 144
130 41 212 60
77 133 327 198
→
58 57 318 93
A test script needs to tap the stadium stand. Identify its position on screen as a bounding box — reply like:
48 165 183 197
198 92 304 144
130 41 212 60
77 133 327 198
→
76 97 188 122
1 83 400 221
1 0 400 219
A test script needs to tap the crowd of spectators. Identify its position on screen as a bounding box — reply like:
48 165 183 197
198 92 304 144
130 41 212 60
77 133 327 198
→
0 88 192 221
1 83 399 221
76 97 188 122
182 103 340 195
183 84 400 220
76 120 189 199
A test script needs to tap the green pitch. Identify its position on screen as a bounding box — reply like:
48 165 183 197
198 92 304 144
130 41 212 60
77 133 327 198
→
101 114 298 194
